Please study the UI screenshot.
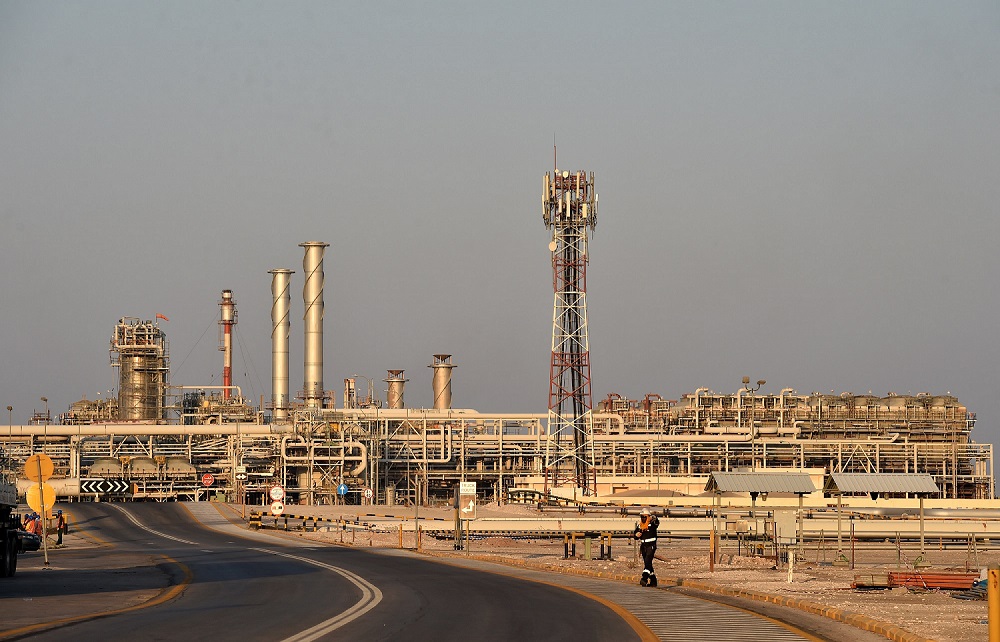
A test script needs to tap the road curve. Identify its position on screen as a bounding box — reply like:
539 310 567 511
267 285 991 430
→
4 503 643 641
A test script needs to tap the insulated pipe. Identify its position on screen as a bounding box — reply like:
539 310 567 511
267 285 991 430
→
300 242 329 408
219 290 237 400
429 354 456 410
385 370 407 409
269 268 294 421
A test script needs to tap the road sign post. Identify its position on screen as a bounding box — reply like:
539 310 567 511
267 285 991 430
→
24 453 54 566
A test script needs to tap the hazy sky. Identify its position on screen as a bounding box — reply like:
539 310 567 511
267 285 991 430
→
2 3 999 446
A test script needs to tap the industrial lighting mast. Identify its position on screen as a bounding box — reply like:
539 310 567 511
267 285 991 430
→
219 290 237 400
542 167 598 496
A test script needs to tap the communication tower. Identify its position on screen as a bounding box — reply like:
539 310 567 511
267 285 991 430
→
542 168 598 495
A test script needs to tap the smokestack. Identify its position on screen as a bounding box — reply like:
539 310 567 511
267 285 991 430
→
428 355 456 410
385 370 407 409
269 269 294 421
300 242 329 409
218 290 237 400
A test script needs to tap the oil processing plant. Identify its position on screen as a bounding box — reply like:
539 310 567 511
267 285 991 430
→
1 171 993 507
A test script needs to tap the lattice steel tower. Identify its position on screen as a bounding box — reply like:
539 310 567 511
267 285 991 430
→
542 168 598 495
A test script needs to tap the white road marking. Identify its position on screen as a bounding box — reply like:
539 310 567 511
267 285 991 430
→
250 547 384 642
110 505 200 546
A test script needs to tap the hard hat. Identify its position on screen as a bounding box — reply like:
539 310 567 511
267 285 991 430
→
56 510 62 514
640 508 650 516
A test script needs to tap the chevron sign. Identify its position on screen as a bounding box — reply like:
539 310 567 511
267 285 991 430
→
80 479 131 494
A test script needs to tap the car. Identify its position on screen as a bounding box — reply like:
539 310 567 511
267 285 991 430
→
17 530 41 553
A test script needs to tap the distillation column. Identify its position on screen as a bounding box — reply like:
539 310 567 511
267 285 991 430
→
269 268 294 421
218 290 237 400
542 168 598 495
300 242 329 409
110 317 170 421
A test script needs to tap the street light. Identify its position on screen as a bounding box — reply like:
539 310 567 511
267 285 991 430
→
742 378 765 471
5 406 10 475
40 397 48 454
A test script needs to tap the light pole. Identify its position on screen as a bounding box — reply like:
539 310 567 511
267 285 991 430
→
4 406 10 475
40 397 48 454
742 377 765 471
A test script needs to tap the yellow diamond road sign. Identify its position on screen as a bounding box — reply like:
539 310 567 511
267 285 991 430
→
27 483 56 513
24 453 54 483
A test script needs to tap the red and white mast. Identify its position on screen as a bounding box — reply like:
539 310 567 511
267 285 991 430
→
219 290 237 400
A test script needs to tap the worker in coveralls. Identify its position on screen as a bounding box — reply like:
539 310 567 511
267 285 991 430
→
634 508 659 587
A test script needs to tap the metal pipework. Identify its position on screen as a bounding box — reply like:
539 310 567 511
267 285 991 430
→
218 290 237 400
269 268 294 421
428 355 456 410
385 370 408 409
300 242 329 408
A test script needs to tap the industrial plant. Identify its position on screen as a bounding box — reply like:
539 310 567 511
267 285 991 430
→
1 170 993 507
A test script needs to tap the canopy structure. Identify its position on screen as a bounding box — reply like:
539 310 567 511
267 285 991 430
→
825 473 940 558
704 471 818 495
824 473 939 497
704 471 818 546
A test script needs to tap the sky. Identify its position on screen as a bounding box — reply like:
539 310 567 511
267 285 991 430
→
1 3 999 445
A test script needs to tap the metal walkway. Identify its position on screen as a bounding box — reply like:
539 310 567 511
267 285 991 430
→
379 550 811 641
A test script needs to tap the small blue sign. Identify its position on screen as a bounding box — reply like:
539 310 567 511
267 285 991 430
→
337 483 349 496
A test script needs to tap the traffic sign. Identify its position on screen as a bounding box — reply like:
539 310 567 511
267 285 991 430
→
269 485 285 501
363 488 373 501
459 481 477 519
24 453 54 482
80 479 131 494
270 501 284 516
202 473 215 487
26 483 56 513
337 483 349 496
234 472 248 481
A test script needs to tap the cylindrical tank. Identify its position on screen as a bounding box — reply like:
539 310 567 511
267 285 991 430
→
269 268 294 421
300 242 329 408
385 370 407 409
429 354 456 410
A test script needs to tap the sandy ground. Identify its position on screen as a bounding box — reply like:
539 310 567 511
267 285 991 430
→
237 501 992 642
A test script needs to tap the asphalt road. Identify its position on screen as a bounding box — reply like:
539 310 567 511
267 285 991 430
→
2 503 643 641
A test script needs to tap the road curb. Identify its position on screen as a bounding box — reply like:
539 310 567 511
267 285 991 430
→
428 552 932 642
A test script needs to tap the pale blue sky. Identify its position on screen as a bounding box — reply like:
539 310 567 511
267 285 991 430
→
2 2 999 445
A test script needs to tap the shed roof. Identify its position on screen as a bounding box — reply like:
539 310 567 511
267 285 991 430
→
824 473 939 495
704 471 818 494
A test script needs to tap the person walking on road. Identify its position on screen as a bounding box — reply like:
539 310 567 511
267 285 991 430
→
634 507 659 587
55 510 66 545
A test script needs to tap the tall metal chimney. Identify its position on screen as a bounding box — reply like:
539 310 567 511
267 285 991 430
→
269 269 294 421
218 290 237 400
428 355 456 410
385 370 408 409
300 242 329 409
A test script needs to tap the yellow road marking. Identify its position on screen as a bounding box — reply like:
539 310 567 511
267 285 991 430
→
0 556 193 639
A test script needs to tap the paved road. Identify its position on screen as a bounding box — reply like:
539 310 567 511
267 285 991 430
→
2 503 643 641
